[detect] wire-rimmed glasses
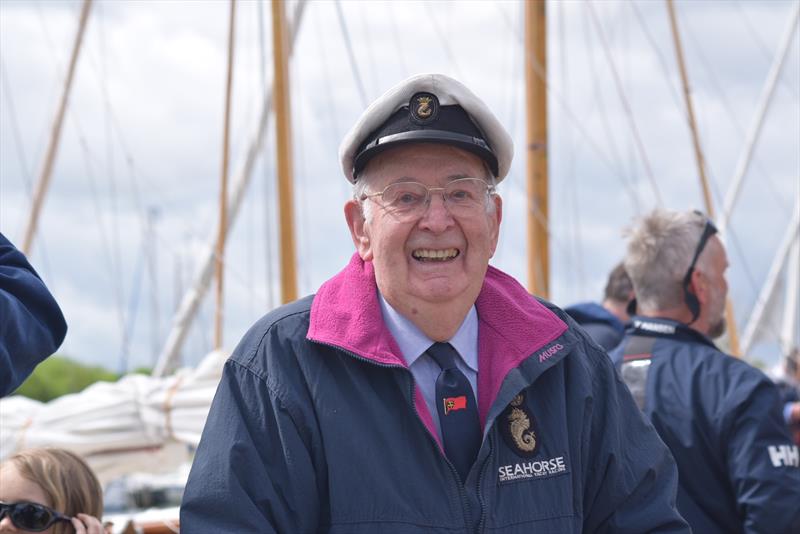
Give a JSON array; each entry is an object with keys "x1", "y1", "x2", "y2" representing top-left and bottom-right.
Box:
[{"x1": 359, "y1": 177, "x2": 495, "y2": 222}]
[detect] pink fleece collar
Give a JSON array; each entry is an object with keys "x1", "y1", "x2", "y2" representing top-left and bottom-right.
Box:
[{"x1": 307, "y1": 254, "x2": 568, "y2": 440}]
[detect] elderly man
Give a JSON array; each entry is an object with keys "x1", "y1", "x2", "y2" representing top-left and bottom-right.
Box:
[
  {"x1": 181, "y1": 74, "x2": 687, "y2": 533},
  {"x1": 611, "y1": 209, "x2": 800, "y2": 534}
]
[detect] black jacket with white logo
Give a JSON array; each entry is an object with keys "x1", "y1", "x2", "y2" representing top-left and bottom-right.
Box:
[
  {"x1": 612, "y1": 316, "x2": 800, "y2": 534},
  {"x1": 181, "y1": 256, "x2": 689, "y2": 533}
]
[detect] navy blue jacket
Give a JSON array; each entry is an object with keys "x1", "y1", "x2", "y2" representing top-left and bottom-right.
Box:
[
  {"x1": 1, "y1": 233, "x2": 67, "y2": 396},
  {"x1": 182, "y1": 257, "x2": 688, "y2": 533},
  {"x1": 564, "y1": 301, "x2": 625, "y2": 351},
  {"x1": 611, "y1": 316, "x2": 800, "y2": 534}
]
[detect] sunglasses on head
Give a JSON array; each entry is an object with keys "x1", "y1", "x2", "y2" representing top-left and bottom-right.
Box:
[{"x1": 0, "y1": 501, "x2": 72, "y2": 532}]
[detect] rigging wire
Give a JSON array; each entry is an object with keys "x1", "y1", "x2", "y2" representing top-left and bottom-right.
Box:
[
  {"x1": 76, "y1": 132, "x2": 129, "y2": 366},
  {"x1": 312, "y1": 5, "x2": 349, "y2": 201},
  {"x1": 0, "y1": 56, "x2": 57, "y2": 287},
  {"x1": 257, "y1": 0, "x2": 276, "y2": 310},
  {"x1": 579, "y1": 3, "x2": 640, "y2": 211},
  {"x1": 678, "y1": 7, "x2": 789, "y2": 213},
  {"x1": 556, "y1": 0, "x2": 586, "y2": 299},
  {"x1": 495, "y1": 2, "x2": 643, "y2": 213},
  {"x1": 386, "y1": 1, "x2": 410, "y2": 75},
  {"x1": 628, "y1": 1, "x2": 684, "y2": 119},
  {"x1": 501, "y1": 1, "x2": 520, "y2": 146},
  {"x1": 31, "y1": 1, "x2": 63, "y2": 170},
  {"x1": 733, "y1": 0, "x2": 799, "y2": 100},
  {"x1": 587, "y1": 0, "x2": 663, "y2": 206},
  {"x1": 293, "y1": 64, "x2": 313, "y2": 296},
  {"x1": 357, "y1": 2, "x2": 379, "y2": 99},
  {"x1": 245, "y1": 5, "x2": 256, "y2": 321},
  {"x1": 334, "y1": 0, "x2": 368, "y2": 108},
  {"x1": 0, "y1": 57, "x2": 34, "y2": 199},
  {"x1": 428, "y1": 3, "x2": 465, "y2": 82}
]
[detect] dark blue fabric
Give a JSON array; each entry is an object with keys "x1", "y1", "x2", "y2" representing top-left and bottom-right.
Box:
[
  {"x1": 181, "y1": 298, "x2": 689, "y2": 533},
  {"x1": 427, "y1": 342, "x2": 480, "y2": 483},
  {"x1": 564, "y1": 301, "x2": 625, "y2": 350},
  {"x1": 0, "y1": 233, "x2": 67, "y2": 397},
  {"x1": 611, "y1": 316, "x2": 800, "y2": 534}
]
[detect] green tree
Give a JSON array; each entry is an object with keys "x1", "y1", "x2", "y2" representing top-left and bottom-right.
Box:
[{"x1": 13, "y1": 356, "x2": 120, "y2": 402}]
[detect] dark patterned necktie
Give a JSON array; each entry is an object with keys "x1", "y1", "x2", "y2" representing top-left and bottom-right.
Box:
[{"x1": 426, "y1": 342, "x2": 481, "y2": 483}]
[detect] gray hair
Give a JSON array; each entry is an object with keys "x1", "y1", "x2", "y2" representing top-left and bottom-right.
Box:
[
  {"x1": 352, "y1": 159, "x2": 498, "y2": 222},
  {"x1": 623, "y1": 209, "x2": 712, "y2": 312}
]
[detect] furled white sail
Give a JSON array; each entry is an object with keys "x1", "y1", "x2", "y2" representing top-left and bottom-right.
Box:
[{"x1": 0, "y1": 350, "x2": 226, "y2": 483}]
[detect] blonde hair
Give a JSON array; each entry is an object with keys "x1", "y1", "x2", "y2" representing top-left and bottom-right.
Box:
[{"x1": 4, "y1": 448, "x2": 103, "y2": 534}]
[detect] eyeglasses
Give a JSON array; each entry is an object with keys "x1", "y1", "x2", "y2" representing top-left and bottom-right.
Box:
[
  {"x1": 0, "y1": 501, "x2": 72, "y2": 532},
  {"x1": 683, "y1": 213, "x2": 718, "y2": 287},
  {"x1": 360, "y1": 177, "x2": 495, "y2": 222}
]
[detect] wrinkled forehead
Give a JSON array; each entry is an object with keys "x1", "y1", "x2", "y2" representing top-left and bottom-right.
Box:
[{"x1": 360, "y1": 143, "x2": 489, "y2": 188}]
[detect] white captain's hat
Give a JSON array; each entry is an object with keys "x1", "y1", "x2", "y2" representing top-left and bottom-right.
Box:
[{"x1": 339, "y1": 73, "x2": 514, "y2": 183}]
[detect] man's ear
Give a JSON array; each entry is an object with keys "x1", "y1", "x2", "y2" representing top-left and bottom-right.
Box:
[
  {"x1": 344, "y1": 199, "x2": 373, "y2": 261},
  {"x1": 691, "y1": 269, "x2": 710, "y2": 306},
  {"x1": 488, "y1": 194, "x2": 503, "y2": 257}
]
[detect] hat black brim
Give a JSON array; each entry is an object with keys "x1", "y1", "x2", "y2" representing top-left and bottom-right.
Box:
[{"x1": 353, "y1": 130, "x2": 499, "y2": 179}]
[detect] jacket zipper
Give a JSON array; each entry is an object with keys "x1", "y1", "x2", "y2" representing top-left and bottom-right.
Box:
[
  {"x1": 405, "y1": 375, "x2": 474, "y2": 530},
  {"x1": 475, "y1": 431, "x2": 494, "y2": 533},
  {"x1": 312, "y1": 340, "x2": 474, "y2": 530}
]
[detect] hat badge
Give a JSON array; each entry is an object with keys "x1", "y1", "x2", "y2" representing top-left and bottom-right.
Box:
[{"x1": 409, "y1": 92, "x2": 439, "y2": 124}]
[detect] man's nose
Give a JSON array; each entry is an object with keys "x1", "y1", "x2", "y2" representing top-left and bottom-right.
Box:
[{"x1": 419, "y1": 193, "x2": 455, "y2": 231}]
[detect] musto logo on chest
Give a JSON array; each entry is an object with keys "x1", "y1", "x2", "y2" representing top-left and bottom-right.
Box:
[{"x1": 498, "y1": 456, "x2": 568, "y2": 483}]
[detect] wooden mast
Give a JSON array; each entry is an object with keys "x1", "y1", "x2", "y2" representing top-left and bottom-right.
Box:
[
  {"x1": 22, "y1": 0, "x2": 92, "y2": 255},
  {"x1": 214, "y1": 0, "x2": 237, "y2": 350},
  {"x1": 666, "y1": 0, "x2": 740, "y2": 355},
  {"x1": 271, "y1": 0, "x2": 297, "y2": 303},
  {"x1": 525, "y1": 0, "x2": 549, "y2": 298}
]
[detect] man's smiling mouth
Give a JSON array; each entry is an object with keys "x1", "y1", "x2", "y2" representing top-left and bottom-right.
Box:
[{"x1": 412, "y1": 248, "x2": 460, "y2": 262}]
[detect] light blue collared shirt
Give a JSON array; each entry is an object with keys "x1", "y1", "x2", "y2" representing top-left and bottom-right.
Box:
[{"x1": 378, "y1": 293, "x2": 478, "y2": 441}]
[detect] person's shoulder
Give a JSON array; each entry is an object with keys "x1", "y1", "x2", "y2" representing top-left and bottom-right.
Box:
[
  {"x1": 537, "y1": 297, "x2": 616, "y2": 372},
  {"x1": 229, "y1": 295, "x2": 315, "y2": 368},
  {"x1": 564, "y1": 301, "x2": 613, "y2": 325}
]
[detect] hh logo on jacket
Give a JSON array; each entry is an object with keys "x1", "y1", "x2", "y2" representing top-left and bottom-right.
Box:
[{"x1": 768, "y1": 445, "x2": 799, "y2": 467}]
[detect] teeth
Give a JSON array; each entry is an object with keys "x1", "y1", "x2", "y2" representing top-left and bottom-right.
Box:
[{"x1": 412, "y1": 248, "x2": 459, "y2": 260}]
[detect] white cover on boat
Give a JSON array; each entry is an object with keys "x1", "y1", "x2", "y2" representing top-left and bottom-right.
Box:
[{"x1": 0, "y1": 350, "x2": 226, "y2": 482}]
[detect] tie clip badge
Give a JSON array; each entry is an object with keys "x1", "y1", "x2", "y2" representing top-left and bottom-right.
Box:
[
  {"x1": 443, "y1": 395, "x2": 467, "y2": 415},
  {"x1": 500, "y1": 393, "x2": 538, "y2": 457}
]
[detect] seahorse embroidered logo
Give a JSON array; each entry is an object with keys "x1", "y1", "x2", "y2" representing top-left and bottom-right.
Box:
[{"x1": 500, "y1": 393, "x2": 538, "y2": 457}]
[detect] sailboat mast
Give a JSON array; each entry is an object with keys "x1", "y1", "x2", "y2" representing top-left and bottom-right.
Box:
[
  {"x1": 271, "y1": 0, "x2": 298, "y2": 304},
  {"x1": 21, "y1": 0, "x2": 92, "y2": 255},
  {"x1": 666, "y1": 0, "x2": 712, "y2": 212},
  {"x1": 525, "y1": 0, "x2": 549, "y2": 299},
  {"x1": 152, "y1": 2, "x2": 307, "y2": 378},
  {"x1": 666, "y1": 0, "x2": 740, "y2": 355},
  {"x1": 214, "y1": 0, "x2": 237, "y2": 350}
]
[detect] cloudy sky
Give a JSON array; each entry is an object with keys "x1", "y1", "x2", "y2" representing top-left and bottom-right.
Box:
[{"x1": 1, "y1": 0, "x2": 798, "y2": 373}]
